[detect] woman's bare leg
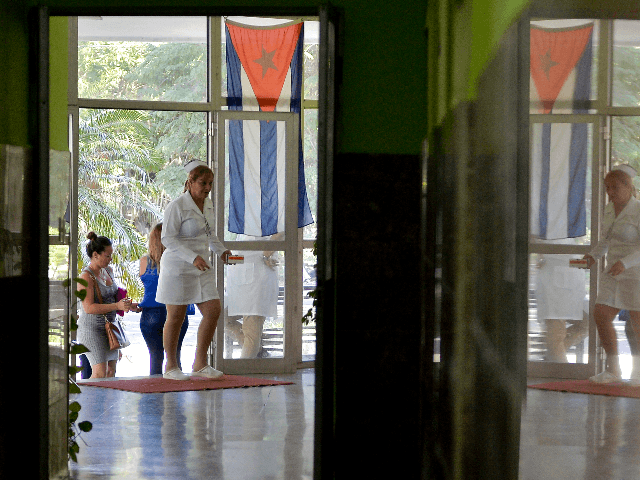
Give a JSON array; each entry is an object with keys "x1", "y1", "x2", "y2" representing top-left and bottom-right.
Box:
[
  {"x1": 192, "y1": 299, "x2": 221, "y2": 372},
  {"x1": 164, "y1": 304, "x2": 188, "y2": 372},
  {"x1": 593, "y1": 303, "x2": 622, "y2": 376},
  {"x1": 106, "y1": 360, "x2": 117, "y2": 377},
  {"x1": 90, "y1": 362, "x2": 107, "y2": 379}
]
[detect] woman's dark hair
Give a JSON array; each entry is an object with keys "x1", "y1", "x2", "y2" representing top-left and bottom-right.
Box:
[{"x1": 86, "y1": 232, "x2": 112, "y2": 258}]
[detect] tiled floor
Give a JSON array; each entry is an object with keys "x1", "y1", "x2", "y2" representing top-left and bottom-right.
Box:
[
  {"x1": 68, "y1": 369, "x2": 315, "y2": 480},
  {"x1": 68, "y1": 370, "x2": 640, "y2": 479}
]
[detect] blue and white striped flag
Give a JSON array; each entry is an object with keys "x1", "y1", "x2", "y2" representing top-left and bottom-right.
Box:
[{"x1": 226, "y1": 20, "x2": 314, "y2": 236}]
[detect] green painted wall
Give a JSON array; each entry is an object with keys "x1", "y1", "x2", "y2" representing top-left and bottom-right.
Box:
[
  {"x1": 50, "y1": 16, "x2": 69, "y2": 152},
  {"x1": 426, "y1": 0, "x2": 528, "y2": 131},
  {"x1": 0, "y1": 0, "x2": 532, "y2": 165},
  {"x1": 2, "y1": 0, "x2": 430, "y2": 156},
  {"x1": 0, "y1": 1, "x2": 30, "y2": 147},
  {"x1": 467, "y1": 0, "x2": 528, "y2": 100}
]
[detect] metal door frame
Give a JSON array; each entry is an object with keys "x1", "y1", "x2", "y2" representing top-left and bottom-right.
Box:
[
  {"x1": 213, "y1": 110, "x2": 301, "y2": 374},
  {"x1": 527, "y1": 115, "x2": 602, "y2": 378}
]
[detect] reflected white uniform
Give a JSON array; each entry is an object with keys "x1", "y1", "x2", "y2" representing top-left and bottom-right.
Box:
[
  {"x1": 227, "y1": 244, "x2": 278, "y2": 318},
  {"x1": 589, "y1": 196, "x2": 640, "y2": 310},
  {"x1": 536, "y1": 254, "x2": 585, "y2": 320},
  {"x1": 156, "y1": 191, "x2": 227, "y2": 305}
]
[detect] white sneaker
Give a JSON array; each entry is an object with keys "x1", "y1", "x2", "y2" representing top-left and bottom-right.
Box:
[
  {"x1": 163, "y1": 368, "x2": 191, "y2": 380},
  {"x1": 589, "y1": 371, "x2": 622, "y2": 384},
  {"x1": 191, "y1": 365, "x2": 224, "y2": 379}
]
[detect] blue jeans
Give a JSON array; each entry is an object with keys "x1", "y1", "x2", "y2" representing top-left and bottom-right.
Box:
[{"x1": 140, "y1": 307, "x2": 189, "y2": 375}]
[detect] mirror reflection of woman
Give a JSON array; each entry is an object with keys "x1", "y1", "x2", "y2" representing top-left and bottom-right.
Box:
[
  {"x1": 584, "y1": 165, "x2": 640, "y2": 384},
  {"x1": 156, "y1": 160, "x2": 232, "y2": 380}
]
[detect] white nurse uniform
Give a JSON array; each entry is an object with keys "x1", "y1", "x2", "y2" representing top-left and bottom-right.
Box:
[
  {"x1": 156, "y1": 191, "x2": 227, "y2": 305},
  {"x1": 589, "y1": 196, "x2": 640, "y2": 310}
]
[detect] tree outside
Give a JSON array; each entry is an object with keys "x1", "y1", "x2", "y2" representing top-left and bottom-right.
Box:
[{"x1": 61, "y1": 35, "x2": 319, "y2": 298}]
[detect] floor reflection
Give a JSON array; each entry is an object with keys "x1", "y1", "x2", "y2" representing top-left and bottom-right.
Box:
[
  {"x1": 69, "y1": 369, "x2": 314, "y2": 480},
  {"x1": 520, "y1": 380, "x2": 640, "y2": 479}
]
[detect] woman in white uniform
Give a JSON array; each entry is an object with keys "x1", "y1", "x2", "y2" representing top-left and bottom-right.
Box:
[
  {"x1": 585, "y1": 165, "x2": 640, "y2": 383},
  {"x1": 157, "y1": 160, "x2": 232, "y2": 380}
]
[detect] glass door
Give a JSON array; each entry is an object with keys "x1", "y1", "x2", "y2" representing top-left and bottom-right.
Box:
[
  {"x1": 528, "y1": 19, "x2": 601, "y2": 378},
  {"x1": 527, "y1": 118, "x2": 600, "y2": 378},
  {"x1": 213, "y1": 110, "x2": 302, "y2": 374},
  {"x1": 49, "y1": 147, "x2": 72, "y2": 473}
]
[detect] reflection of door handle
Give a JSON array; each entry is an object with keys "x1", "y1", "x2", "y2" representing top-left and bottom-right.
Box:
[{"x1": 58, "y1": 217, "x2": 66, "y2": 243}]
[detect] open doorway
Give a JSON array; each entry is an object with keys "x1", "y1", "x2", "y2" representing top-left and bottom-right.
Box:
[
  {"x1": 43, "y1": 7, "x2": 337, "y2": 478},
  {"x1": 527, "y1": 19, "x2": 640, "y2": 380},
  {"x1": 62, "y1": 15, "x2": 320, "y2": 378}
]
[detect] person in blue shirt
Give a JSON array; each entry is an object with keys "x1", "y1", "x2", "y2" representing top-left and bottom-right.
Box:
[{"x1": 138, "y1": 222, "x2": 191, "y2": 375}]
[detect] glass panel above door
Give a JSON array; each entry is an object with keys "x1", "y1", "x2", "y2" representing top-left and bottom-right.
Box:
[
  {"x1": 77, "y1": 16, "x2": 207, "y2": 102},
  {"x1": 612, "y1": 20, "x2": 640, "y2": 107},
  {"x1": 611, "y1": 116, "x2": 640, "y2": 190}
]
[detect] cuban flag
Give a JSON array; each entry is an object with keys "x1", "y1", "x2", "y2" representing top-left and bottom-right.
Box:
[
  {"x1": 530, "y1": 23, "x2": 593, "y2": 239},
  {"x1": 226, "y1": 20, "x2": 314, "y2": 236}
]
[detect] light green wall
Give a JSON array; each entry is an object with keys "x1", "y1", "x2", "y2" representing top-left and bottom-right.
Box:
[
  {"x1": 426, "y1": 0, "x2": 529, "y2": 131},
  {"x1": 2, "y1": 0, "x2": 531, "y2": 156},
  {"x1": 50, "y1": 16, "x2": 69, "y2": 152},
  {"x1": 467, "y1": 0, "x2": 528, "y2": 100},
  {"x1": 2, "y1": 0, "x2": 430, "y2": 156},
  {"x1": 0, "y1": 1, "x2": 30, "y2": 147}
]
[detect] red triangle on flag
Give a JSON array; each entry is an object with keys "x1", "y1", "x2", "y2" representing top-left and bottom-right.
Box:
[
  {"x1": 227, "y1": 22, "x2": 302, "y2": 112},
  {"x1": 530, "y1": 25, "x2": 593, "y2": 113}
]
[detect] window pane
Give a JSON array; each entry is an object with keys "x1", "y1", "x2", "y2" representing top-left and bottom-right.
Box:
[
  {"x1": 223, "y1": 251, "x2": 285, "y2": 359},
  {"x1": 78, "y1": 108, "x2": 206, "y2": 284},
  {"x1": 612, "y1": 20, "x2": 640, "y2": 107},
  {"x1": 302, "y1": 247, "x2": 316, "y2": 360},
  {"x1": 529, "y1": 20, "x2": 598, "y2": 114},
  {"x1": 78, "y1": 16, "x2": 207, "y2": 102},
  {"x1": 303, "y1": 108, "x2": 318, "y2": 240},
  {"x1": 611, "y1": 117, "x2": 640, "y2": 192},
  {"x1": 304, "y1": 22, "x2": 320, "y2": 101},
  {"x1": 528, "y1": 253, "x2": 590, "y2": 364}
]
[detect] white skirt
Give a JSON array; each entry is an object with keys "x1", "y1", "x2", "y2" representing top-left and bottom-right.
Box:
[
  {"x1": 156, "y1": 266, "x2": 220, "y2": 305},
  {"x1": 596, "y1": 265, "x2": 640, "y2": 311}
]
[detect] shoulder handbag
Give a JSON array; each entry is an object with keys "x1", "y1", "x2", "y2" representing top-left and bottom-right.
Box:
[{"x1": 87, "y1": 268, "x2": 131, "y2": 351}]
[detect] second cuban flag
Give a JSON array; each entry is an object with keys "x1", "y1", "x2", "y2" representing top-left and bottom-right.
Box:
[
  {"x1": 226, "y1": 20, "x2": 314, "y2": 236},
  {"x1": 530, "y1": 23, "x2": 593, "y2": 240}
]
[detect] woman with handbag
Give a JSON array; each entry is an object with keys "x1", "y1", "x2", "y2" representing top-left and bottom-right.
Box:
[
  {"x1": 77, "y1": 232, "x2": 132, "y2": 378},
  {"x1": 156, "y1": 160, "x2": 232, "y2": 380},
  {"x1": 138, "y1": 222, "x2": 191, "y2": 375}
]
